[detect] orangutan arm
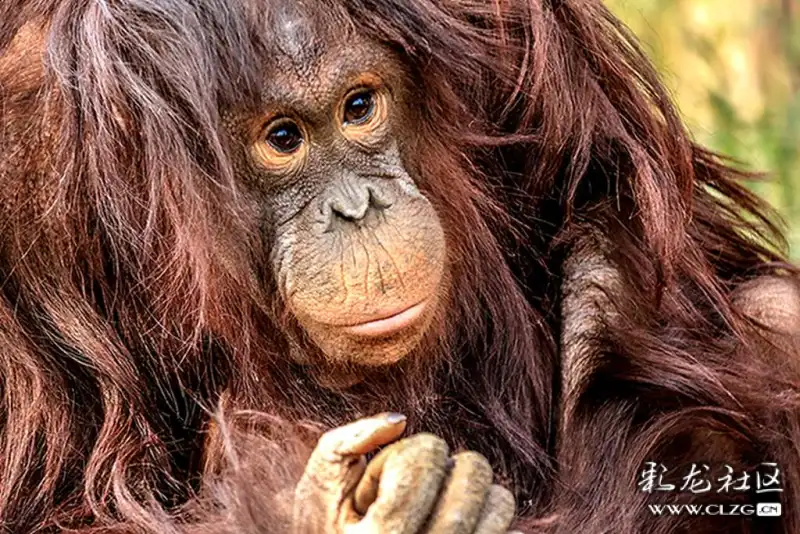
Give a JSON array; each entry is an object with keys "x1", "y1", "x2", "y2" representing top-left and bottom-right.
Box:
[
  {"x1": 528, "y1": 233, "x2": 800, "y2": 534},
  {"x1": 557, "y1": 233, "x2": 800, "y2": 434}
]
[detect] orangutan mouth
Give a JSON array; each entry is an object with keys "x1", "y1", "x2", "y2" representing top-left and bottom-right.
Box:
[{"x1": 342, "y1": 300, "x2": 429, "y2": 337}]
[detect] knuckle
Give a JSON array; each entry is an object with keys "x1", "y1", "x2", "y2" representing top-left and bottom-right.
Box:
[
  {"x1": 488, "y1": 484, "x2": 516, "y2": 510},
  {"x1": 449, "y1": 451, "x2": 493, "y2": 489},
  {"x1": 382, "y1": 433, "x2": 450, "y2": 483},
  {"x1": 404, "y1": 432, "x2": 449, "y2": 455},
  {"x1": 441, "y1": 510, "x2": 471, "y2": 530},
  {"x1": 315, "y1": 429, "x2": 336, "y2": 450},
  {"x1": 314, "y1": 428, "x2": 347, "y2": 457},
  {"x1": 452, "y1": 450, "x2": 492, "y2": 472}
]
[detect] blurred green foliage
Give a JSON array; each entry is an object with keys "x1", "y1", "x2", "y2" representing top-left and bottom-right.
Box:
[{"x1": 608, "y1": 0, "x2": 800, "y2": 259}]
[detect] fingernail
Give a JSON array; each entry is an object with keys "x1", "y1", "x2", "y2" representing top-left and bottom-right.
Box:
[{"x1": 385, "y1": 412, "x2": 406, "y2": 424}]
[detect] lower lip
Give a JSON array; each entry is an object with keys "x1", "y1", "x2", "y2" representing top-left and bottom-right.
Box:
[{"x1": 344, "y1": 301, "x2": 428, "y2": 337}]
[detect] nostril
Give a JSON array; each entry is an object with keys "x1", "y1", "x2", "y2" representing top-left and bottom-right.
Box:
[
  {"x1": 330, "y1": 197, "x2": 369, "y2": 221},
  {"x1": 325, "y1": 184, "x2": 391, "y2": 224},
  {"x1": 318, "y1": 182, "x2": 394, "y2": 233},
  {"x1": 366, "y1": 185, "x2": 393, "y2": 210}
]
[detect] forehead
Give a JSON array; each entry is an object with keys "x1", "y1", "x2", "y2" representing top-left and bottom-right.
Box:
[
  {"x1": 266, "y1": 0, "x2": 328, "y2": 72},
  {"x1": 258, "y1": 1, "x2": 401, "y2": 106}
]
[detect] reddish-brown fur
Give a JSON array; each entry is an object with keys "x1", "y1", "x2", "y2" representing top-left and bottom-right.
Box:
[{"x1": 0, "y1": 0, "x2": 798, "y2": 533}]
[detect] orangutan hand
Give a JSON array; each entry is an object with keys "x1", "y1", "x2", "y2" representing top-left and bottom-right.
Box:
[{"x1": 292, "y1": 413, "x2": 517, "y2": 534}]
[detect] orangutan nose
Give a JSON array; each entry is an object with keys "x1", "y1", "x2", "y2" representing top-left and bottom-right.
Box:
[{"x1": 322, "y1": 181, "x2": 392, "y2": 227}]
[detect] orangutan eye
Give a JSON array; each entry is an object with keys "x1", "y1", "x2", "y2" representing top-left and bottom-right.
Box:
[
  {"x1": 266, "y1": 120, "x2": 304, "y2": 153},
  {"x1": 343, "y1": 90, "x2": 375, "y2": 125},
  {"x1": 339, "y1": 85, "x2": 389, "y2": 145},
  {"x1": 252, "y1": 117, "x2": 308, "y2": 172}
]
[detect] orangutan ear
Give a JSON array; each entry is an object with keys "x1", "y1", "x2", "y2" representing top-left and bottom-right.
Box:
[{"x1": 732, "y1": 275, "x2": 800, "y2": 364}]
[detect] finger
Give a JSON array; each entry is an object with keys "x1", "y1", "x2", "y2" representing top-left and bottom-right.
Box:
[
  {"x1": 422, "y1": 451, "x2": 493, "y2": 533},
  {"x1": 346, "y1": 433, "x2": 450, "y2": 534},
  {"x1": 352, "y1": 439, "x2": 394, "y2": 514},
  {"x1": 303, "y1": 412, "x2": 408, "y2": 484},
  {"x1": 472, "y1": 485, "x2": 516, "y2": 534},
  {"x1": 294, "y1": 413, "x2": 407, "y2": 534},
  {"x1": 315, "y1": 412, "x2": 408, "y2": 459}
]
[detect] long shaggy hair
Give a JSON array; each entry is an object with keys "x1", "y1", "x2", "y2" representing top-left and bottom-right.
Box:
[{"x1": 0, "y1": 0, "x2": 797, "y2": 533}]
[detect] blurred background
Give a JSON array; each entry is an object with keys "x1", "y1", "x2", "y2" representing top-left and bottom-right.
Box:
[{"x1": 608, "y1": 0, "x2": 799, "y2": 259}]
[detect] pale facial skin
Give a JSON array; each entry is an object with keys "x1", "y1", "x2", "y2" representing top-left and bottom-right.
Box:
[{"x1": 225, "y1": 3, "x2": 447, "y2": 368}]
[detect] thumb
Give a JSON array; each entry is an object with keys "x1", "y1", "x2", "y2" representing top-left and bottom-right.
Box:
[{"x1": 293, "y1": 413, "x2": 407, "y2": 534}]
